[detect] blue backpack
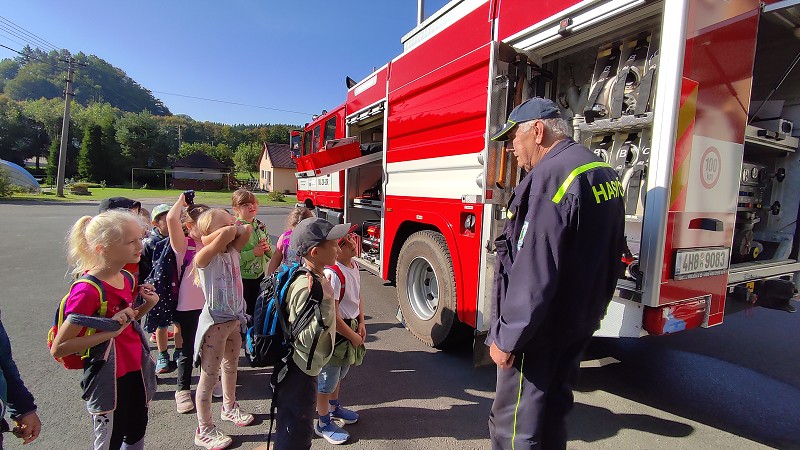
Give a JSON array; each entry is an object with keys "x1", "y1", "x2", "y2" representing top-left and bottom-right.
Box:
[{"x1": 246, "y1": 263, "x2": 326, "y2": 369}]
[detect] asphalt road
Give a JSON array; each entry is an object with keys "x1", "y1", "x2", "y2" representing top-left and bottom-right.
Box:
[{"x1": 1, "y1": 200, "x2": 798, "y2": 449}]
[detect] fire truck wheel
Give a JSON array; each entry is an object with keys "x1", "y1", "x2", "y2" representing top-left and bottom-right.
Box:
[{"x1": 397, "y1": 230, "x2": 467, "y2": 348}]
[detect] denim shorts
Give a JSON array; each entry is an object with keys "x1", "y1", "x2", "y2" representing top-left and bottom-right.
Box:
[{"x1": 317, "y1": 363, "x2": 351, "y2": 394}]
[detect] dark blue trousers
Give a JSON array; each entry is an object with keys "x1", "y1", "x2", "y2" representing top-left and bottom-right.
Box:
[{"x1": 489, "y1": 335, "x2": 592, "y2": 450}]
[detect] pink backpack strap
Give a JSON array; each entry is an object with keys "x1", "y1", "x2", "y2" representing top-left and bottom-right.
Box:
[{"x1": 180, "y1": 237, "x2": 196, "y2": 279}]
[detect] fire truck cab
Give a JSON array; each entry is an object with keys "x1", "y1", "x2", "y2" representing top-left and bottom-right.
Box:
[{"x1": 293, "y1": 0, "x2": 800, "y2": 350}]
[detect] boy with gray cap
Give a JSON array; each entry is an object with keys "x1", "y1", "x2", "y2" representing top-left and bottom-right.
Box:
[{"x1": 267, "y1": 217, "x2": 351, "y2": 450}]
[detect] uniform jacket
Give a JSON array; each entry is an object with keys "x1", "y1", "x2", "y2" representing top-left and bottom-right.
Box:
[{"x1": 488, "y1": 139, "x2": 625, "y2": 353}]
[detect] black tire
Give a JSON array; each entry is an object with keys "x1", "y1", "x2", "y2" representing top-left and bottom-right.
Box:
[{"x1": 396, "y1": 230, "x2": 468, "y2": 348}]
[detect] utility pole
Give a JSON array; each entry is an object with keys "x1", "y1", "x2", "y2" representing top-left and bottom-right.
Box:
[
  {"x1": 56, "y1": 58, "x2": 75, "y2": 197},
  {"x1": 177, "y1": 124, "x2": 183, "y2": 150}
]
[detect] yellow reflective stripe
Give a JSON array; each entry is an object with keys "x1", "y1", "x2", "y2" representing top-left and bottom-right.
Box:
[
  {"x1": 511, "y1": 354, "x2": 525, "y2": 450},
  {"x1": 551, "y1": 162, "x2": 613, "y2": 204}
]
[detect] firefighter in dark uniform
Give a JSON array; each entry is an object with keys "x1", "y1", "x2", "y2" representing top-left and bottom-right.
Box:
[{"x1": 487, "y1": 98, "x2": 625, "y2": 450}]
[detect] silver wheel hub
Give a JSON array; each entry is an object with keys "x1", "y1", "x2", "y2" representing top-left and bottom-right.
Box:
[{"x1": 406, "y1": 256, "x2": 439, "y2": 321}]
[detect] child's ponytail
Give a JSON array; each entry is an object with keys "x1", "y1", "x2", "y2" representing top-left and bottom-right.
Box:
[
  {"x1": 66, "y1": 216, "x2": 95, "y2": 276},
  {"x1": 66, "y1": 210, "x2": 146, "y2": 276}
]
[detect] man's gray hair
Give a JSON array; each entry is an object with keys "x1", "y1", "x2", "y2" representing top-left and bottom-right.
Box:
[{"x1": 518, "y1": 118, "x2": 572, "y2": 140}]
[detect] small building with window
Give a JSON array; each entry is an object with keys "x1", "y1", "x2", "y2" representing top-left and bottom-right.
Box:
[
  {"x1": 172, "y1": 151, "x2": 228, "y2": 190},
  {"x1": 259, "y1": 142, "x2": 297, "y2": 193}
]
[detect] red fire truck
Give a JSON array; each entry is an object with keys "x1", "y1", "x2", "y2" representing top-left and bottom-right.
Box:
[{"x1": 293, "y1": 0, "x2": 800, "y2": 350}]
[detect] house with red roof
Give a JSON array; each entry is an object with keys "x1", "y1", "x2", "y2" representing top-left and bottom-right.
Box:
[{"x1": 258, "y1": 142, "x2": 296, "y2": 193}]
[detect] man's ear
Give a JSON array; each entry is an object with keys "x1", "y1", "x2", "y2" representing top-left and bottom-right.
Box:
[{"x1": 533, "y1": 120, "x2": 545, "y2": 145}]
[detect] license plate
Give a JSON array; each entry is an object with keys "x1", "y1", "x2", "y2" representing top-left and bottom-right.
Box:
[{"x1": 673, "y1": 247, "x2": 730, "y2": 280}]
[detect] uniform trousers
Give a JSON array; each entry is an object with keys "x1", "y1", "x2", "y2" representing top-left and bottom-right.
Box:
[{"x1": 489, "y1": 334, "x2": 592, "y2": 450}]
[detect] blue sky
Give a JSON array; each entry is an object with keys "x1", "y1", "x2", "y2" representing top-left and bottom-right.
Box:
[{"x1": 1, "y1": 1, "x2": 450, "y2": 126}]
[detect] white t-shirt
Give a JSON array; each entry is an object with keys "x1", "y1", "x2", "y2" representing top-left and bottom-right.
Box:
[
  {"x1": 175, "y1": 239, "x2": 205, "y2": 311},
  {"x1": 197, "y1": 249, "x2": 246, "y2": 317},
  {"x1": 324, "y1": 261, "x2": 361, "y2": 320}
]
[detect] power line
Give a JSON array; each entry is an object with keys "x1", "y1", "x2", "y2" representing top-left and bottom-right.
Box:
[
  {"x1": 150, "y1": 90, "x2": 314, "y2": 116},
  {"x1": 0, "y1": 16, "x2": 60, "y2": 52},
  {"x1": 0, "y1": 33, "x2": 26, "y2": 50},
  {"x1": 0, "y1": 24, "x2": 58, "y2": 53},
  {"x1": 0, "y1": 43, "x2": 54, "y2": 66}
]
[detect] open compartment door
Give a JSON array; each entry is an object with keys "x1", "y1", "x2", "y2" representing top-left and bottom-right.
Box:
[{"x1": 295, "y1": 138, "x2": 383, "y2": 179}]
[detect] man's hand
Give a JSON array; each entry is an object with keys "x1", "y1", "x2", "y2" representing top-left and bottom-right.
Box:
[
  {"x1": 490, "y1": 342, "x2": 515, "y2": 369},
  {"x1": 13, "y1": 412, "x2": 41, "y2": 444}
]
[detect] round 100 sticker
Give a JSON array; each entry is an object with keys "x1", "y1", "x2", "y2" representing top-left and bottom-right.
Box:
[{"x1": 700, "y1": 146, "x2": 721, "y2": 189}]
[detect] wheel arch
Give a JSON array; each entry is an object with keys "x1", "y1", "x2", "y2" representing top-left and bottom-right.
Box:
[{"x1": 387, "y1": 216, "x2": 466, "y2": 321}]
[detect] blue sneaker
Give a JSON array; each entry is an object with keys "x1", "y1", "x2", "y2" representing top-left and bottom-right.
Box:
[
  {"x1": 172, "y1": 349, "x2": 182, "y2": 364},
  {"x1": 315, "y1": 418, "x2": 349, "y2": 445},
  {"x1": 330, "y1": 405, "x2": 359, "y2": 425},
  {"x1": 156, "y1": 352, "x2": 175, "y2": 374}
]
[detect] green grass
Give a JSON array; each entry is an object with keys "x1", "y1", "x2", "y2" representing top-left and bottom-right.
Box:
[
  {"x1": 7, "y1": 187, "x2": 296, "y2": 207},
  {"x1": 235, "y1": 171, "x2": 257, "y2": 180}
]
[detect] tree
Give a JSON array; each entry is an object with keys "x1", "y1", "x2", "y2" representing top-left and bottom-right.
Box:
[
  {"x1": 115, "y1": 111, "x2": 171, "y2": 169},
  {"x1": 78, "y1": 125, "x2": 103, "y2": 181},
  {"x1": 178, "y1": 142, "x2": 234, "y2": 167},
  {"x1": 3, "y1": 62, "x2": 61, "y2": 101},
  {"x1": 46, "y1": 139, "x2": 58, "y2": 184},
  {"x1": 234, "y1": 143, "x2": 261, "y2": 178}
]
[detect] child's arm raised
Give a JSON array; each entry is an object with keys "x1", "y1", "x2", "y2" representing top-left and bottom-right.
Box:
[
  {"x1": 167, "y1": 194, "x2": 190, "y2": 254},
  {"x1": 50, "y1": 308, "x2": 135, "y2": 358},
  {"x1": 194, "y1": 226, "x2": 237, "y2": 269},
  {"x1": 231, "y1": 224, "x2": 252, "y2": 252}
]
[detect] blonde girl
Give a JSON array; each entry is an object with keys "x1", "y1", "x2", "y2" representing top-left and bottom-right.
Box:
[
  {"x1": 50, "y1": 210, "x2": 159, "y2": 450},
  {"x1": 192, "y1": 209, "x2": 254, "y2": 449},
  {"x1": 166, "y1": 194, "x2": 211, "y2": 414},
  {"x1": 273, "y1": 206, "x2": 315, "y2": 268},
  {"x1": 231, "y1": 189, "x2": 273, "y2": 317}
]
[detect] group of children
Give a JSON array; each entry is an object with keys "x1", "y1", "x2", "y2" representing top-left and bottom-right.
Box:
[{"x1": 44, "y1": 190, "x2": 367, "y2": 450}]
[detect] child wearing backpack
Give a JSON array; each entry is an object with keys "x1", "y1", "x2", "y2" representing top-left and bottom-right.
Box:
[
  {"x1": 192, "y1": 208, "x2": 255, "y2": 449},
  {"x1": 232, "y1": 189, "x2": 274, "y2": 317},
  {"x1": 49, "y1": 209, "x2": 159, "y2": 450},
  {"x1": 166, "y1": 194, "x2": 211, "y2": 414},
  {"x1": 142, "y1": 203, "x2": 181, "y2": 374},
  {"x1": 272, "y1": 205, "x2": 315, "y2": 268},
  {"x1": 316, "y1": 228, "x2": 366, "y2": 444},
  {"x1": 263, "y1": 217, "x2": 351, "y2": 450}
]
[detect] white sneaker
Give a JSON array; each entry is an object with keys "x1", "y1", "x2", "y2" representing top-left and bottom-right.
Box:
[
  {"x1": 194, "y1": 426, "x2": 232, "y2": 450},
  {"x1": 220, "y1": 403, "x2": 254, "y2": 427},
  {"x1": 175, "y1": 390, "x2": 194, "y2": 414},
  {"x1": 212, "y1": 380, "x2": 223, "y2": 399}
]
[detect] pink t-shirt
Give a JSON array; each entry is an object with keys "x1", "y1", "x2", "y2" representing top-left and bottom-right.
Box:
[
  {"x1": 64, "y1": 276, "x2": 142, "y2": 378},
  {"x1": 175, "y1": 239, "x2": 205, "y2": 311}
]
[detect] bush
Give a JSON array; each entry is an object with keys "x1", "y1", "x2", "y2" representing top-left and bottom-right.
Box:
[
  {"x1": 0, "y1": 169, "x2": 12, "y2": 198},
  {"x1": 69, "y1": 182, "x2": 92, "y2": 195},
  {"x1": 267, "y1": 191, "x2": 285, "y2": 202}
]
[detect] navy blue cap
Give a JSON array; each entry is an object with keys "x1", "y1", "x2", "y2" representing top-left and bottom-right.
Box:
[{"x1": 491, "y1": 97, "x2": 562, "y2": 141}]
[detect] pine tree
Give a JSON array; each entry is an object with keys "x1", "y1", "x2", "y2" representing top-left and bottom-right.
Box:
[
  {"x1": 78, "y1": 125, "x2": 102, "y2": 181},
  {"x1": 46, "y1": 139, "x2": 58, "y2": 184}
]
